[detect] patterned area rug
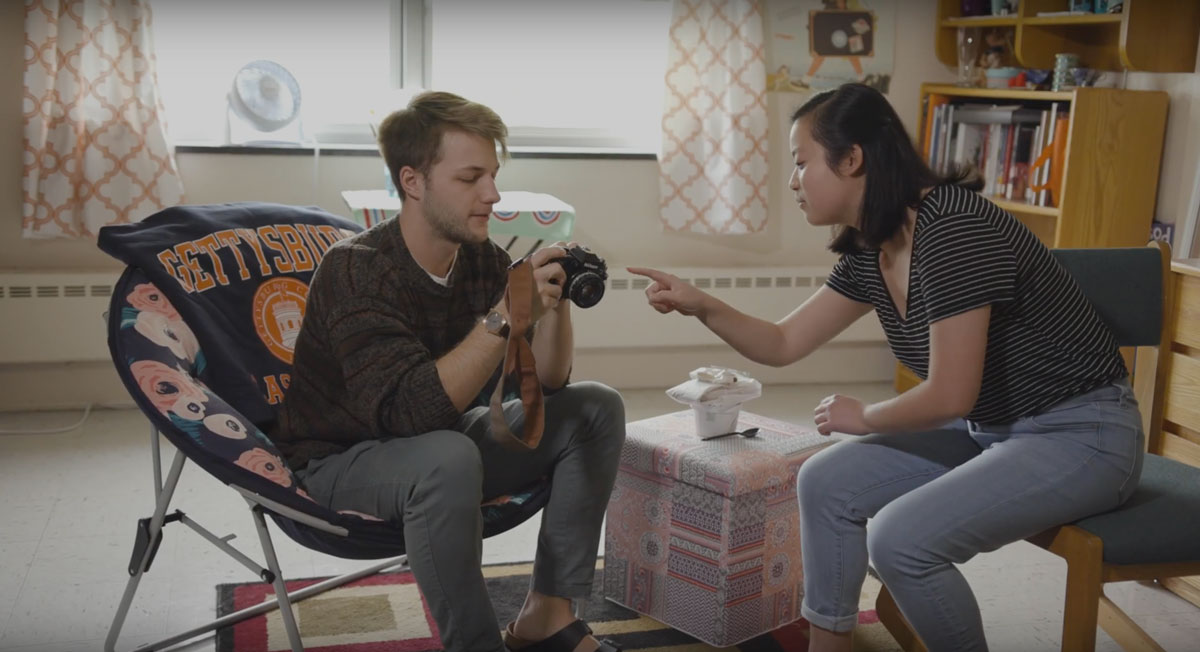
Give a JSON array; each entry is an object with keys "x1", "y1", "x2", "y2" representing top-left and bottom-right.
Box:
[{"x1": 216, "y1": 560, "x2": 898, "y2": 651}]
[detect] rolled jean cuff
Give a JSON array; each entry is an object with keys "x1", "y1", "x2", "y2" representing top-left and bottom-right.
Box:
[
  {"x1": 532, "y1": 576, "x2": 593, "y2": 601},
  {"x1": 801, "y1": 602, "x2": 859, "y2": 633}
]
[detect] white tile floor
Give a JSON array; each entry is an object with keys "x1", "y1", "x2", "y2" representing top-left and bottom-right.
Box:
[{"x1": 1, "y1": 382, "x2": 1198, "y2": 652}]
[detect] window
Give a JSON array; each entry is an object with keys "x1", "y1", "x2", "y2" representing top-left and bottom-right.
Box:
[
  {"x1": 151, "y1": 0, "x2": 671, "y2": 152},
  {"x1": 151, "y1": 0, "x2": 394, "y2": 146},
  {"x1": 427, "y1": 1, "x2": 671, "y2": 151}
]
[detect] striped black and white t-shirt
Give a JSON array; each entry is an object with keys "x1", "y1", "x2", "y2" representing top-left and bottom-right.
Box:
[{"x1": 826, "y1": 183, "x2": 1126, "y2": 425}]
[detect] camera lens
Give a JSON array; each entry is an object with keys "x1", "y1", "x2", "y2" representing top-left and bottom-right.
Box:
[{"x1": 569, "y1": 273, "x2": 605, "y2": 308}]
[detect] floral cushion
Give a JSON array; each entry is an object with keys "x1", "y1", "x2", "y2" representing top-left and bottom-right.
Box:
[
  {"x1": 109, "y1": 265, "x2": 549, "y2": 551},
  {"x1": 97, "y1": 202, "x2": 365, "y2": 428},
  {"x1": 110, "y1": 267, "x2": 392, "y2": 531}
]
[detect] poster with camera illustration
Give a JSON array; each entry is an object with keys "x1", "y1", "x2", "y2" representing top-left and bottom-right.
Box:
[{"x1": 766, "y1": 0, "x2": 894, "y2": 94}]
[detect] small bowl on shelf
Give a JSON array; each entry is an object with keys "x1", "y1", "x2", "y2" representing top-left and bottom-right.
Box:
[{"x1": 984, "y1": 66, "x2": 1022, "y2": 88}]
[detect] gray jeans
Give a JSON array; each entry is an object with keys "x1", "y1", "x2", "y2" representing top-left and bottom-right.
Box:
[
  {"x1": 796, "y1": 379, "x2": 1143, "y2": 651},
  {"x1": 296, "y1": 381, "x2": 626, "y2": 652}
]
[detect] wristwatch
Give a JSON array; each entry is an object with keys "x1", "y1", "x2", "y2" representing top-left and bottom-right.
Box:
[{"x1": 482, "y1": 309, "x2": 510, "y2": 338}]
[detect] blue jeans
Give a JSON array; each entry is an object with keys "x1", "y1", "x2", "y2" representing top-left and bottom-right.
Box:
[
  {"x1": 796, "y1": 379, "x2": 1144, "y2": 652},
  {"x1": 296, "y1": 381, "x2": 626, "y2": 652}
]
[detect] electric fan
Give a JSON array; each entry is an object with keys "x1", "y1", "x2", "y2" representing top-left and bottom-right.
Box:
[{"x1": 225, "y1": 59, "x2": 303, "y2": 145}]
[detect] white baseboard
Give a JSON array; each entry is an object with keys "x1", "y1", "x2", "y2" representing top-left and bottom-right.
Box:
[{"x1": 0, "y1": 362, "x2": 134, "y2": 412}]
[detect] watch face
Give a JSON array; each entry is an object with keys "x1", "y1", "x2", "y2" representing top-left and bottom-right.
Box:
[{"x1": 485, "y1": 310, "x2": 507, "y2": 334}]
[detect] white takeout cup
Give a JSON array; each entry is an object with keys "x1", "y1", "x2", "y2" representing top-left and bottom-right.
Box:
[{"x1": 693, "y1": 404, "x2": 740, "y2": 438}]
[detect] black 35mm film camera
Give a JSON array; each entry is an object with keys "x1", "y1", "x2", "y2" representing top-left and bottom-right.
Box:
[{"x1": 554, "y1": 246, "x2": 608, "y2": 308}]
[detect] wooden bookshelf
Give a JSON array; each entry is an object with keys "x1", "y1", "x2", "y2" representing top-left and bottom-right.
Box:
[
  {"x1": 992, "y1": 198, "x2": 1058, "y2": 217},
  {"x1": 943, "y1": 15, "x2": 1019, "y2": 28},
  {"x1": 1021, "y1": 14, "x2": 1122, "y2": 26},
  {"x1": 896, "y1": 82, "x2": 1169, "y2": 392},
  {"x1": 935, "y1": 0, "x2": 1200, "y2": 73},
  {"x1": 919, "y1": 83, "x2": 1167, "y2": 249},
  {"x1": 919, "y1": 86, "x2": 1073, "y2": 102}
]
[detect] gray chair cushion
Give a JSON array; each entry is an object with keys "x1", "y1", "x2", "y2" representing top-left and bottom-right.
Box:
[{"x1": 1073, "y1": 454, "x2": 1200, "y2": 564}]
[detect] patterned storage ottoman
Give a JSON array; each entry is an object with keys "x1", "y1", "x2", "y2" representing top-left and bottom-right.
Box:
[{"x1": 603, "y1": 410, "x2": 832, "y2": 646}]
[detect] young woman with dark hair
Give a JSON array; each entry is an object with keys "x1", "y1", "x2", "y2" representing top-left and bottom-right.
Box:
[{"x1": 630, "y1": 83, "x2": 1141, "y2": 652}]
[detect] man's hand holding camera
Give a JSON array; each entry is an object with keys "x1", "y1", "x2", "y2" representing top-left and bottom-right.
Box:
[
  {"x1": 486, "y1": 243, "x2": 608, "y2": 339},
  {"x1": 527, "y1": 243, "x2": 573, "y2": 322},
  {"x1": 520, "y1": 242, "x2": 609, "y2": 322},
  {"x1": 528, "y1": 242, "x2": 606, "y2": 391}
]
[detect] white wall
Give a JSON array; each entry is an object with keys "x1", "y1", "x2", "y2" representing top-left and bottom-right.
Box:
[
  {"x1": 1126, "y1": 51, "x2": 1200, "y2": 257},
  {"x1": 10, "y1": 2, "x2": 1198, "y2": 408},
  {"x1": 5, "y1": 1, "x2": 1197, "y2": 270},
  {"x1": 0, "y1": 1, "x2": 948, "y2": 273}
]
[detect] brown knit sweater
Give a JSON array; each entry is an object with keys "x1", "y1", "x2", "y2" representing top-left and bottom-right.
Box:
[{"x1": 271, "y1": 218, "x2": 510, "y2": 470}]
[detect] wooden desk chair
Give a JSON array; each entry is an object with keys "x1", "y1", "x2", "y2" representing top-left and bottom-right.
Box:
[{"x1": 876, "y1": 242, "x2": 1200, "y2": 652}]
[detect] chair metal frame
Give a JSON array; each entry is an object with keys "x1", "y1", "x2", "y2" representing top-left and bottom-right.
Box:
[
  {"x1": 875, "y1": 242, "x2": 1200, "y2": 652},
  {"x1": 105, "y1": 424, "x2": 407, "y2": 652}
]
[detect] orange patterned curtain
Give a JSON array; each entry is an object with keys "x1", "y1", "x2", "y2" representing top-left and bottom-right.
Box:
[
  {"x1": 22, "y1": 0, "x2": 183, "y2": 239},
  {"x1": 659, "y1": 0, "x2": 767, "y2": 234}
]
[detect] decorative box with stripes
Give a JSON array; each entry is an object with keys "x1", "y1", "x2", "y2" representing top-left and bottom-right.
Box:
[{"x1": 603, "y1": 410, "x2": 832, "y2": 646}]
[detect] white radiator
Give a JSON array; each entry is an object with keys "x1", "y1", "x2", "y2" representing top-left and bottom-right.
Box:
[
  {"x1": 0, "y1": 271, "x2": 121, "y2": 364},
  {"x1": 0, "y1": 267, "x2": 885, "y2": 365},
  {"x1": 574, "y1": 266, "x2": 884, "y2": 349}
]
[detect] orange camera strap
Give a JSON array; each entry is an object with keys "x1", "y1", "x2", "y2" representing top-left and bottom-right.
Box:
[{"x1": 488, "y1": 258, "x2": 545, "y2": 450}]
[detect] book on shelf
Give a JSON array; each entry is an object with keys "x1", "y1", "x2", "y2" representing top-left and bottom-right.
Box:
[
  {"x1": 1030, "y1": 109, "x2": 1069, "y2": 207},
  {"x1": 928, "y1": 104, "x2": 947, "y2": 174},
  {"x1": 921, "y1": 93, "x2": 951, "y2": 165},
  {"x1": 940, "y1": 104, "x2": 956, "y2": 175},
  {"x1": 952, "y1": 104, "x2": 1042, "y2": 125},
  {"x1": 954, "y1": 122, "x2": 985, "y2": 174},
  {"x1": 993, "y1": 125, "x2": 1012, "y2": 195},
  {"x1": 1031, "y1": 103, "x2": 1060, "y2": 206},
  {"x1": 922, "y1": 96, "x2": 1069, "y2": 209},
  {"x1": 1027, "y1": 121, "x2": 1044, "y2": 204},
  {"x1": 1007, "y1": 125, "x2": 1035, "y2": 201}
]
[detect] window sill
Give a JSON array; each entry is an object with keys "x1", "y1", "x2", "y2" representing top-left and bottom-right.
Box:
[{"x1": 173, "y1": 143, "x2": 657, "y2": 160}]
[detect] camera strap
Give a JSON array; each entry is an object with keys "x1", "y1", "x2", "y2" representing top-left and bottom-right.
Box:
[{"x1": 488, "y1": 258, "x2": 545, "y2": 450}]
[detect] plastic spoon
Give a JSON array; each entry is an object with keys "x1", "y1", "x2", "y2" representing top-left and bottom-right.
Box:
[{"x1": 701, "y1": 427, "x2": 760, "y2": 441}]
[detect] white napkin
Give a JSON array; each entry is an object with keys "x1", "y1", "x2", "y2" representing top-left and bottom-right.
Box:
[{"x1": 666, "y1": 366, "x2": 762, "y2": 410}]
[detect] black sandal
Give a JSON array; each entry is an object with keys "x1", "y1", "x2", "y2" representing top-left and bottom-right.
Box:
[{"x1": 503, "y1": 619, "x2": 621, "y2": 652}]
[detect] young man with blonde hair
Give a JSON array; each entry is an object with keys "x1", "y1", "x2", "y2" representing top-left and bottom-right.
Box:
[{"x1": 273, "y1": 91, "x2": 625, "y2": 652}]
